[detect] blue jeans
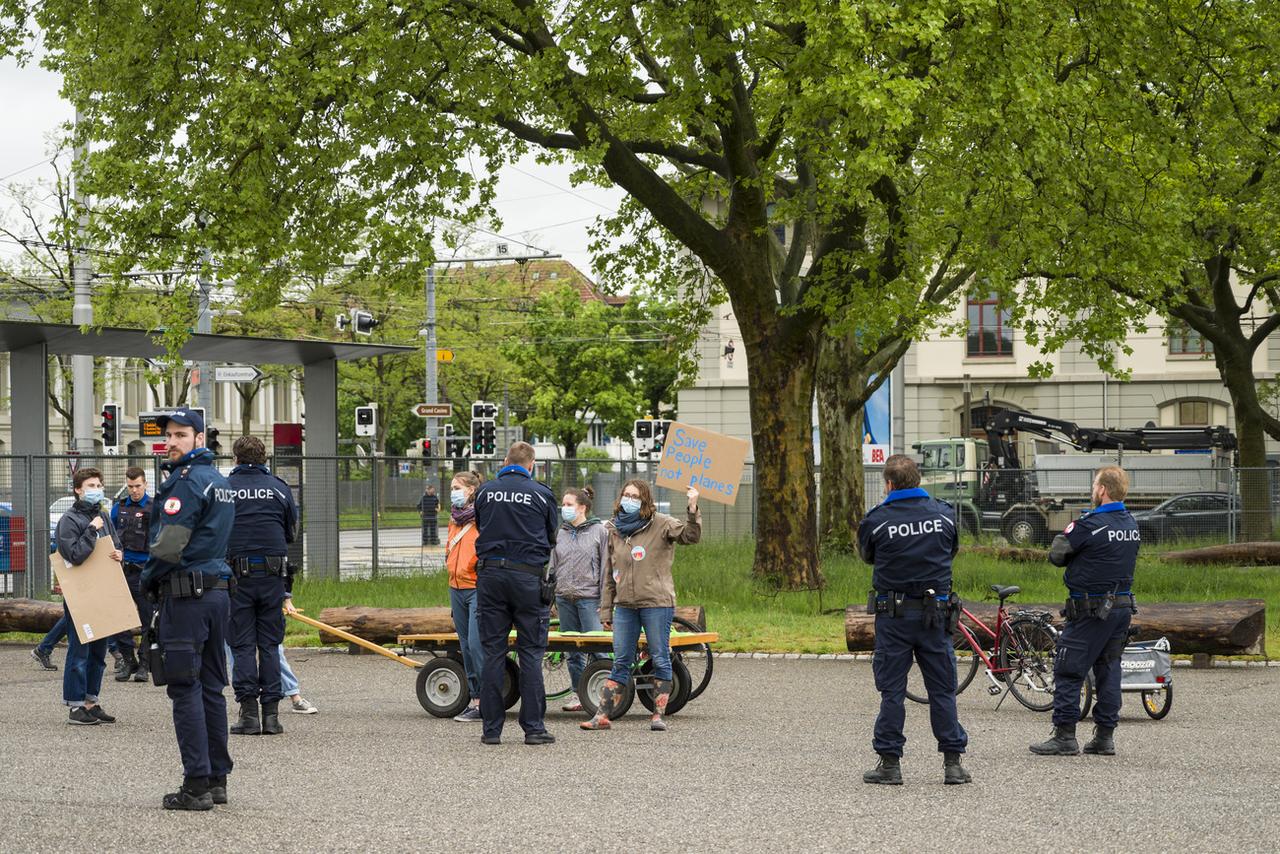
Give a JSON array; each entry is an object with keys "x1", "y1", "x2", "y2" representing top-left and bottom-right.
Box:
[
  {"x1": 608, "y1": 606, "x2": 674, "y2": 684},
  {"x1": 450, "y1": 587, "x2": 483, "y2": 701},
  {"x1": 38, "y1": 612, "x2": 68, "y2": 656},
  {"x1": 279, "y1": 645, "x2": 299, "y2": 696},
  {"x1": 556, "y1": 595, "x2": 604, "y2": 691},
  {"x1": 61, "y1": 603, "x2": 107, "y2": 706}
]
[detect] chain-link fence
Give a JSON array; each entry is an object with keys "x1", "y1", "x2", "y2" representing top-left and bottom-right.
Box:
[{"x1": 3, "y1": 454, "x2": 1275, "y2": 595}]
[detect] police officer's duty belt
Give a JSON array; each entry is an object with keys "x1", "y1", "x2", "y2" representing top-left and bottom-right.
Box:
[
  {"x1": 1063, "y1": 593, "x2": 1136, "y2": 621},
  {"x1": 159, "y1": 571, "x2": 230, "y2": 599},
  {"x1": 478, "y1": 558, "x2": 545, "y2": 575},
  {"x1": 228, "y1": 555, "x2": 287, "y2": 577}
]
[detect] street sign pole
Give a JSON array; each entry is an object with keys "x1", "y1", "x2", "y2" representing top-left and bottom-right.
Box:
[{"x1": 424, "y1": 264, "x2": 439, "y2": 481}]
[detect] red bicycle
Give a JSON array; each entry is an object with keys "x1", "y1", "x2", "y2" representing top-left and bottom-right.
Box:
[{"x1": 903, "y1": 584, "x2": 1060, "y2": 712}]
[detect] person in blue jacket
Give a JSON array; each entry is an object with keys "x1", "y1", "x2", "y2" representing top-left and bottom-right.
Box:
[
  {"x1": 857, "y1": 454, "x2": 970, "y2": 786},
  {"x1": 108, "y1": 466, "x2": 154, "y2": 682},
  {"x1": 1031, "y1": 465, "x2": 1139, "y2": 758},
  {"x1": 140, "y1": 408, "x2": 236, "y2": 811}
]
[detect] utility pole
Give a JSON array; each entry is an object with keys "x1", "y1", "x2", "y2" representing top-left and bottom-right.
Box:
[
  {"x1": 196, "y1": 244, "x2": 214, "y2": 417},
  {"x1": 424, "y1": 264, "x2": 438, "y2": 480},
  {"x1": 71, "y1": 109, "x2": 95, "y2": 452}
]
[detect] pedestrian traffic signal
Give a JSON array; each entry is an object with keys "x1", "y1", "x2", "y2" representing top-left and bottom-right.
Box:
[
  {"x1": 206, "y1": 426, "x2": 222, "y2": 455},
  {"x1": 100, "y1": 403, "x2": 120, "y2": 448},
  {"x1": 446, "y1": 437, "x2": 467, "y2": 459}
]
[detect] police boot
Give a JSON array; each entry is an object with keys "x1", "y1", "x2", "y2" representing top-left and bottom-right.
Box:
[
  {"x1": 580, "y1": 680, "x2": 622, "y2": 730},
  {"x1": 133, "y1": 658, "x2": 150, "y2": 683},
  {"x1": 114, "y1": 648, "x2": 139, "y2": 682},
  {"x1": 943, "y1": 752, "x2": 972, "y2": 784},
  {"x1": 229, "y1": 699, "x2": 261, "y2": 735},
  {"x1": 260, "y1": 700, "x2": 284, "y2": 735},
  {"x1": 862, "y1": 754, "x2": 903, "y2": 785},
  {"x1": 650, "y1": 678, "x2": 672, "y2": 732},
  {"x1": 208, "y1": 775, "x2": 228, "y2": 805},
  {"x1": 1029, "y1": 724, "x2": 1080, "y2": 755},
  {"x1": 1082, "y1": 726, "x2": 1116, "y2": 756},
  {"x1": 162, "y1": 776, "x2": 214, "y2": 811}
]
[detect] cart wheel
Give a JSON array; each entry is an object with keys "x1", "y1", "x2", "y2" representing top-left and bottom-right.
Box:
[
  {"x1": 671, "y1": 616, "x2": 713, "y2": 700},
  {"x1": 637, "y1": 656, "x2": 692, "y2": 716},
  {"x1": 577, "y1": 659, "x2": 635, "y2": 719},
  {"x1": 541, "y1": 650, "x2": 575, "y2": 701},
  {"x1": 415, "y1": 658, "x2": 470, "y2": 719},
  {"x1": 1141, "y1": 684, "x2": 1172, "y2": 719},
  {"x1": 502, "y1": 656, "x2": 521, "y2": 710}
]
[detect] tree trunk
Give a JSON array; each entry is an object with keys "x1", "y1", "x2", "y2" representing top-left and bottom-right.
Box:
[
  {"x1": 844, "y1": 599, "x2": 1266, "y2": 655},
  {"x1": 1161, "y1": 541, "x2": 1280, "y2": 565},
  {"x1": 817, "y1": 335, "x2": 862, "y2": 553},
  {"x1": 738, "y1": 306, "x2": 824, "y2": 590},
  {"x1": 314, "y1": 604, "x2": 708, "y2": 645},
  {"x1": 0, "y1": 598, "x2": 63, "y2": 633},
  {"x1": 1225, "y1": 380, "x2": 1275, "y2": 542},
  {"x1": 561, "y1": 435, "x2": 579, "y2": 461}
]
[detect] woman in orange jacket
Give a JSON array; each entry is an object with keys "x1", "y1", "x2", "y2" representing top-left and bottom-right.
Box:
[{"x1": 446, "y1": 470, "x2": 483, "y2": 722}]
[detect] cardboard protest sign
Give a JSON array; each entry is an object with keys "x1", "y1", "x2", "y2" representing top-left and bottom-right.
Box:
[
  {"x1": 51, "y1": 536, "x2": 140, "y2": 644},
  {"x1": 654, "y1": 422, "x2": 750, "y2": 506}
]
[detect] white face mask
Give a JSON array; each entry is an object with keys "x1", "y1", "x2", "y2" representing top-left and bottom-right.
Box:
[
  {"x1": 619, "y1": 497, "x2": 641, "y2": 515},
  {"x1": 450, "y1": 489, "x2": 467, "y2": 508},
  {"x1": 561, "y1": 505, "x2": 578, "y2": 523}
]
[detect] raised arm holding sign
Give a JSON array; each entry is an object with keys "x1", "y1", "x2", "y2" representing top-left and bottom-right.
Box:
[{"x1": 654, "y1": 422, "x2": 750, "y2": 505}]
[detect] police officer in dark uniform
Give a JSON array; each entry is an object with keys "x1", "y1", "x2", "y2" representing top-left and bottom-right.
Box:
[
  {"x1": 857, "y1": 454, "x2": 971, "y2": 785},
  {"x1": 110, "y1": 466, "x2": 153, "y2": 683},
  {"x1": 473, "y1": 441, "x2": 559, "y2": 745},
  {"x1": 1032, "y1": 465, "x2": 1139, "y2": 757},
  {"x1": 226, "y1": 435, "x2": 298, "y2": 737},
  {"x1": 140, "y1": 408, "x2": 236, "y2": 811}
]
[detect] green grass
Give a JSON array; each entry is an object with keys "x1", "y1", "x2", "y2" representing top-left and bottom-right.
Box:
[
  {"x1": 338, "y1": 510, "x2": 434, "y2": 530},
  {"x1": 279, "y1": 539, "x2": 1280, "y2": 655}
]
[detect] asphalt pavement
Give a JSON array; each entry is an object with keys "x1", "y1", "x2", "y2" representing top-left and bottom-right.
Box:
[{"x1": 2, "y1": 645, "x2": 1276, "y2": 853}]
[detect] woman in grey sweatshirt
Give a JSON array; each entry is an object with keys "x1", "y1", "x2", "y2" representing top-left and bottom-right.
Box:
[{"x1": 548, "y1": 486, "x2": 609, "y2": 711}]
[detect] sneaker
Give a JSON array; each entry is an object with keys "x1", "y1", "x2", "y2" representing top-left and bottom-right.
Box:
[
  {"x1": 454, "y1": 705, "x2": 483, "y2": 722},
  {"x1": 88, "y1": 706, "x2": 117, "y2": 724},
  {"x1": 290, "y1": 696, "x2": 319, "y2": 714},
  {"x1": 561, "y1": 694, "x2": 583, "y2": 712},
  {"x1": 31, "y1": 648, "x2": 57, "y2": 671},
  {"x1": 68, "y1": 707, "x2": 99, "y2": 726}
]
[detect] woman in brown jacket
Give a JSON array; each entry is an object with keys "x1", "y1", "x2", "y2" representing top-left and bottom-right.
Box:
[{"x1": 581, "y1": 480, "x2": 700, "y2": 732}]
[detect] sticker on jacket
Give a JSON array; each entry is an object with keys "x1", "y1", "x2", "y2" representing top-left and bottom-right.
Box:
[
  {"x1": 631, "y1": 545, "x2": 646, "y2": 561},
  {"x1": 164, "y1": 498, "x2": 182, "y2": 515}
]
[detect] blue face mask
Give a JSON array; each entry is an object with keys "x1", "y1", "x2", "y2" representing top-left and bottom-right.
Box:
[
  {"x1": 450, "y1": 489, "x2": 466, "y2": 508},
  {"x1": 619, "y1": 497, "x2": 641, "y2": 515},
  {"x1": 561, "y1": 506, "x2": 578, "y2": 523},
  {"x1": 82, "y1": 489, "x2": 105, "y2": 506}
]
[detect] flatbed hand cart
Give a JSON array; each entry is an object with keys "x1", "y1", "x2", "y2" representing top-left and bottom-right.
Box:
[
  {"x1": 400, "y1": 629, "x2": 719, "y2": 720},
  {"x1": 1079, "y1": 635, "x2": 1174, "y2": 720}
]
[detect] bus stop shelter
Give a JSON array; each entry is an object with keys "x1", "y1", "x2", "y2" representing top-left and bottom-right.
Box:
[{"x1": 1, "y1": 320, "x2": 413, "y2": 587}]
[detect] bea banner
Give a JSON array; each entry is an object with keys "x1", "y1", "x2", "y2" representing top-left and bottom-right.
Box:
[
  {"x1": 863, "y1": 374, "x2": 892, "y2": 465},
  {"x1": 654, "y1": 422, "x2": 750, "y2": 506}
]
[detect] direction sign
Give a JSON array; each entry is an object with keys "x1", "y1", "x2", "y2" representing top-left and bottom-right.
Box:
[
  {"x1": 214, "y1": 366, "x2": 264, "y2": 383},
  {"x1": 413, "y1": 403, "x2": 452, "y2": 418},
  {"x1": 436, "y1": 350, "x2": 454, "y2": 363}
]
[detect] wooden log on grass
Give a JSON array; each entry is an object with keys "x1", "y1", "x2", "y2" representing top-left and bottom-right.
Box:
[
  {"x1": 961, "y1": 546, "x2": 1048, "y2": 563},
  {"x1": 315, "y1": 604, "x2": 707, "y2": 645},
  {"x1": 0, "y1": 598, "x2": 63, "y2": 633},
  {"x1": 844, "y1": 598, "x2": 1266, "y2": 656},
  {"x1": 1161, "y1": 542, "x2": 1280, "y2": 566}
]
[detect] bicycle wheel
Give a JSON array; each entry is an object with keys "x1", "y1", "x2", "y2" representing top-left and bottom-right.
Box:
[
  {"x1": 541, "y1": 650, "x2": 575, "y2": 700},
  {"x1": 1142, "y1": 684, "x2": 1172, "y2": 720},
  {"x1": 671, "y1": 615, "x2": 713, "y2": 700},
  {"x1": 999, "y1": 617, "x2": 1057, "y2": 712},
  {"x1": 904, "y1": 636, "x2": 979, "y2": 704},
  {"x1": 1079, "y1": 673, "x2": 1094, "y2": 720}
]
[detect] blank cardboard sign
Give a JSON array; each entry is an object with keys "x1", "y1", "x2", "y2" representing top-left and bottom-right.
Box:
[
  {"x1": 51, "y1": 536, "x2": 140, "y2": 644},
  {"x1": 654, "y1": 422, "x2": 750, "y2": 506}
]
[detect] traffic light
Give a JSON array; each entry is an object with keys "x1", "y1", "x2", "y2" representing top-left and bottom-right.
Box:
[
  {"x1": 336, "y1": 309, "x2": 379, "y2": 335},
  {"x1": 422, "y1": 437, "x2": 432, "y2": 458},
  {"x1": 100, "y1": 403, "x2": 120, "y2": 448},
  {"x1": 471, "y1": 400, "x2": 498, "y2": 419},
  {"x1": 652, "y1": 420, "x2": 671, "y2": 456},
  {"x1": 634, "y1": 419, "x2": 653, "y2": 458},
  {"x1": 470, "y1": 418, "x2": 497, "y2": 456},
  {"x1": 446, "y1": 437, "x2": 467, "y2": 459},
  {"x1": 355, "y1": 404, "x2": 377, "y2": 437},
  {"x1": 206, "y1": 426, "x2": 222, "y2": 455}
]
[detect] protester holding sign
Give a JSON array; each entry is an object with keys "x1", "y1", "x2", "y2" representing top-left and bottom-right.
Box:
[
  {"x1": 581, "y1": 481, "x2": 700, "y2": 733},
  {"x1": 55, "y1": 467, "x2": 124, "y2": 726}
]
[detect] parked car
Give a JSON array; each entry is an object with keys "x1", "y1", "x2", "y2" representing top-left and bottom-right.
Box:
[{"x1": 1131, "y1": 492, "x2": 1238, "y2": 544}]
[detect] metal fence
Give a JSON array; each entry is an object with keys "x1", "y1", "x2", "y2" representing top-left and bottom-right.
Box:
[{"x1": 2, "y1": 453, "x2": 1275, "y2": 595}]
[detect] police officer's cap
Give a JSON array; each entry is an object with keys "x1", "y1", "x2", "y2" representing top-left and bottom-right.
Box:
[{"x1": 156, "y1": 407, "x2": 205, "y2": 434}]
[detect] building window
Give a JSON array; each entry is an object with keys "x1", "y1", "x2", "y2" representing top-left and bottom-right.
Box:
[
  {"x1": 966, "y1": 292, "x2": 1013, "y2": 357},
  {"x1": 273, "y1": 380, "x2": 291, "y2": 423},
  {"x1": 588, "y1": 422, "x2": 609, "y2": 447},
  {"x1": 1169, "y1": 323, "x2": 1213, "y2": 355},
  {"x1": 1178, "y1": 400, "x2": 1209, "y2": 426}
]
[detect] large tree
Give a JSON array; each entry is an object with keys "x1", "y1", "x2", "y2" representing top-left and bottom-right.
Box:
[
  {"x1": 7, "y1": 1, "x2": 1062, "y2": 587},
  {"x1": 964, "y1": 0, "x2": 1280, "y2": 540}
]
